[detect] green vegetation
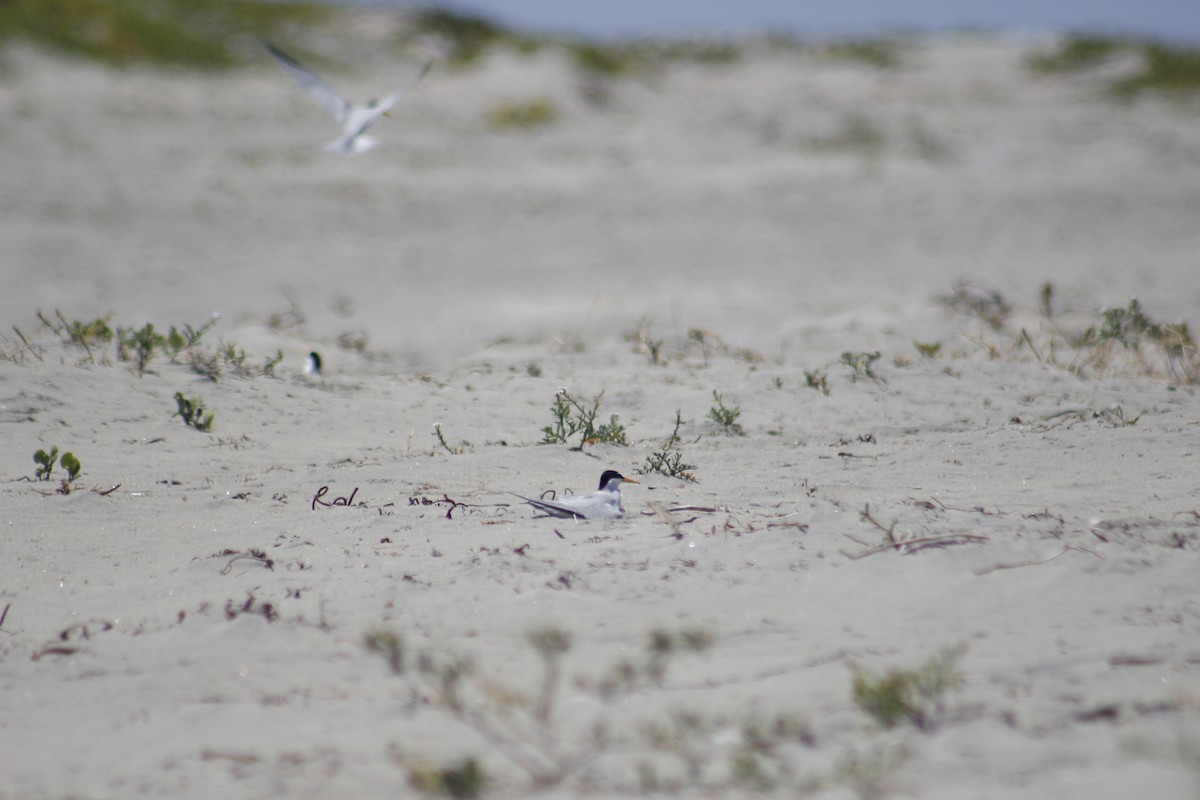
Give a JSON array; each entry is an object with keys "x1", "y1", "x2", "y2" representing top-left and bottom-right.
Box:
[
  {"x1": 540, "y1": 388, "x2": 627, "y2": 449},
  {"x1": 913, "y1": 341, "x2": 942, "y2": 359},
  {"x1": 851, "y1": 645, "x2": 966, "y2": 731},
  {"x1": 486, "y1": 97, "x2": 558, "y2": 130},
  {"x1": 433, "y1": 422, "x2": 465, "y2": 455},
  {"x1": 366, "y1": 626, "x2": 714, "y2": 792},
  {"x1": 637, "y1": 411, "x2": 698, "y2": 482},
  {"x1": 804, "y1": 368, "x2": 830, "y2": 396},
  {"x1": 939, "y1": 285, "x2": 1200, "y2": 384},
  {"x1": 405, "y1": 7, "x2": 537, "y2": 67},
  {"x1": 840, "y1": 351, "x2": 883, "y2": 383},
  {"x1": 36, "y1": 310, "x2": 112, "y2": 363},
  {"x1": 707, "y1": 390, "x2": 745, "y2": 435},
  {"x1": 33, "y1": 445, "x2": 80, "y2": 482},
  {"x1": 0, "y1": 0, "x2": 330, "y2": 69},
  {"x1": 174, "y1": 392, "x2": 214, "y2": 432},
  {"x1": 825, "y1": 38, "x2": 905, "y2": 70},
  {"x1": 1028, "y1": 34, "x2": 1200, "y2": 98},
  {"x1": 1027, "y1": 34, "x2": 1126, "y2": 73}
]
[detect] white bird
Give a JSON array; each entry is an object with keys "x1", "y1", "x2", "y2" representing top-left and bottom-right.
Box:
[
  {"x1": 512, "y1": 470, "x2": 639, "y2": 520},
  {"x1": 263, "y1": 41, "x2": 431, "y2": 155}
]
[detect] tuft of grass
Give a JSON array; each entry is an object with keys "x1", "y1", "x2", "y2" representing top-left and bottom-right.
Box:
[
  {"x1": 707, "y1": 390, "x2": 745, "y2": 436},
  {"x1": 804, "y1": 369, "x2": 830, "y2": 396},
  {"x1": 164, "y1": 318, "x2": 218, "y2": 362},
  {"x1": 117, "y1": 323, "x2": 164, "y2": 377},
  {"x1": 486, "y1": 97, "x2": 558, "y2": 130},
  {"x1": 637, "y1": 410, "x2": 698, "y2": 482},
  {"x1": 0, "y1": 0, "x2": 330, "y2": 69},
  {"x1": 840, "y1": 351, "x2": 883, "y2": 383},
  {"x1": 37, "y1": 310, "x2": 113, "y2": 363},
  {"x1": 936, "y1": 282, "x2": 1012, "y2": 332},
  {"x1": 174, "y1": 392, "x2": 214, "y2": 432},
  {"x1": 913, "y1": 341, "x2": 942, "y2": 359},
  {"x1": 540, "y1": 388, "x2": 627, "y2": 449},
  {"x1": 851, "y1": 645, "x2": 966, "y2": 732},
  {"x1": 433, "y1": 422, "x2": 465, "y2": 455}
]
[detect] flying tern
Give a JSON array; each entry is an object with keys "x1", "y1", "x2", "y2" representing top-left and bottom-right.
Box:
[
  {"x1": 263, "y1": 41, "x2": 431, "y2": 155},
  {"x1": 512, "y1": 470, "x2": 639, "y2": 520}
]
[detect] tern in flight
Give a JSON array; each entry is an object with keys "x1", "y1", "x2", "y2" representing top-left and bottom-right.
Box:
[{"x1": 263, "y1": 41, "x2": 432, "y2": 155}]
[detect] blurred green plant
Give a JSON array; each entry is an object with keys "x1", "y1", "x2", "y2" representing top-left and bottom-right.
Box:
[
  {"x1": 0, "y1": 0, "x2": 330, "y2": 69},
  {"x1": 1027, "y1": 34, "x2": 1200, "y2": 98},
  {"x1": 486, "y1": 97, "x2": 558, "y2": 130}
]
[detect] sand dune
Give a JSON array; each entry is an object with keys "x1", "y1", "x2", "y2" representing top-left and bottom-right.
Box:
[{"x1": 2, "y1": 21, "x2": 1199, "y2": 798}]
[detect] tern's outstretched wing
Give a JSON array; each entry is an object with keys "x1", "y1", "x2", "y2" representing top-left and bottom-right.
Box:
[{"x1": 263, "y1": 41, "x2": 351, "y2": 124}]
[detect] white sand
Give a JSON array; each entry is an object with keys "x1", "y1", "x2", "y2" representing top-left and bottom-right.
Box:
[{"x1": 2, "y1": 20, "x2": 1199, "y2": 798}]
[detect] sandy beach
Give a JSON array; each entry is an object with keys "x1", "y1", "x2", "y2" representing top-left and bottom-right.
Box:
[{"x1": 2, "y1": 13, "x2": 1199, "y2": 798}]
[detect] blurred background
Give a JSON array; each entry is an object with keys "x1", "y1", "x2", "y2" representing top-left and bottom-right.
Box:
[{"x1": 340, "y1": 0, "x2": 1200, "y2": 43}]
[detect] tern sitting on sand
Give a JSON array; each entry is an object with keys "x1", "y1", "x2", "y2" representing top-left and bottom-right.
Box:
[{"x1": 512, "y1": 471, "x2": 639, "y2": 520}]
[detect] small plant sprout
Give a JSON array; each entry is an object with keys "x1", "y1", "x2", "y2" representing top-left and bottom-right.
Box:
[
  {"x1": 637, "y1": 410, "x2": 698, "y2": 482},
  {"x1": 174, "y1": 392, "x2": 214, "y2": 431},
  {"x1": 117, "y1": 323, "x2": 164, "y2": 376},
  {"x1": 804, "y1": 369, "x2": 830, "y2": 396},
  {"x1": 486, "y1": 96, "x2": 558, "y2": 130},
  {"x1": 708, "y1": 390, "x2": 745, "y2": 435},
  {"x1": 626, "y1": 318, "x2": 666, "y2": 365},
  {"x1": 540, "y1": 388, "x2": 627, "y2": 449},
  {"x1": 33, "y1": 447, "x2": 81, "y2": 491},
  {"x1": 60, "y1": 452, "x2": 81, "y2": 482},
  {"x1": 851, "y1": 644, "x2": 967, "y2": 732},
  {"x1": 913, "y1": 341, "x2": 942, "y2": 359},
  {"x1": 433, "y1": 422, "x2": 464, "y2": 455},
  {"x1": 33, "y1": 446, "x2": 59, "y2": 480},
  {"x1": 840, "y1": 351, "x2": 884, "y2": 383},
  {"x1": 936, "y1": 282, "x2": 1012, "y2": 332}
]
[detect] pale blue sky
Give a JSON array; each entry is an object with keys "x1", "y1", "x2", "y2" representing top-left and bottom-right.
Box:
[{"x1": 371, "y1": 0, "x2": 1200, "y2": 43}]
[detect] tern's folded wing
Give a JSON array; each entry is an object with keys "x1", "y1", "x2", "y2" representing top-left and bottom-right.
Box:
[{"x1": 510, "y1": 493, "x2": 586, "y2": 520}]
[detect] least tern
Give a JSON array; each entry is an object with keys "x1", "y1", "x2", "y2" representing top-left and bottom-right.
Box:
[
  {"x1": 512, "y1": 470, "x2": 639, "y2": 520},
  {"x1": 263, "y1": 41, "x2": 431, "y2": 155},
  {"x1": 303, "y1": 351, "x2": 322, "y2": 376}
]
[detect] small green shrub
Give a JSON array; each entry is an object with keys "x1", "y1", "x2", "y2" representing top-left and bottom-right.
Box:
[
  {"x1": 33, "y1": 446, "x2": 81, "y2": 484},
  {"x1": 804, "y1": 369, "x2": 830, "y2": 396},
  {"x1": 541, "y1": 388, "x2": 627, "y2": 449},
  {"x1": 486, "y1": 97, "x2": 558, "y2": 130},
  {"x1": 708, "y1": 390, "x2": 745, "y2": 435},
  {"x1": 117, "y1": 323, "x2": 164, "y2": 376},
  {"x1": 840, "y1": 351, "x2": 883, "y2": 382},
  {"x1": 174, "y1": 392, "x2": 214, "y2": 432},
  {"x1": 851, "y1": 645, "x2": 966, "y2": 732},
  {"x1": 637, "y1": 411, "x2": 698, "y2": 481}
]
